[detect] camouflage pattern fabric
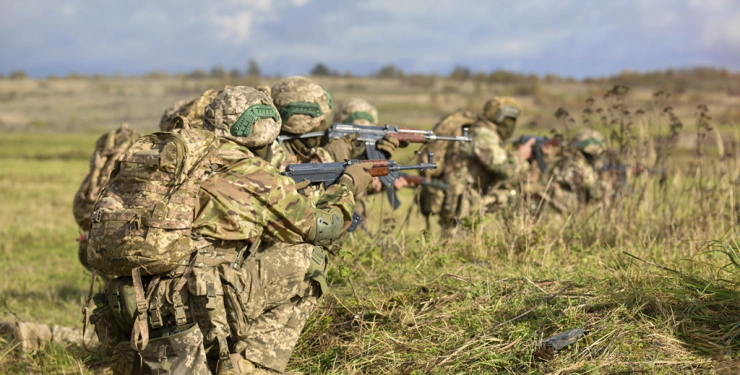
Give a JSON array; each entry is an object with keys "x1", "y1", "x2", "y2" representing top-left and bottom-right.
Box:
[
  {"x1": 110, "y1": 341, "x2": 136, "y2": 375},
  {"x1": 73, "y1": 123, "x2": 141, "y2": 230},
  {"x1": 160, "y1": 89, "x2": 222, "y2": 131},
  {"x1": 481, "y1": 96, "x2": 522, "y2": 140},
  {"x1": 540, "y1": 146, "x2": 603, "y2": 213},
  {"x1": 269, "y1": 140, "x2": 291, "y2": 172},
  {"x1": 437, "y1": 119, "x2": 529, "y2": 228},
  {"x1": 86, "y1": 123, "x2": 218, "y2": 276},
  {"x1": 333, "y1": 98, "x2": 378, "y2": 126},
  {"x1": 420, "y1": 109, "x2": 478, "y2": 179},
  {"x1": 230, "y1": 242, "x2": 322, "y2": 373},
  {"x1": 271, "y1": 76, "x2": 332, "y2": 135},
  {"x1": 192, "y1": 140, "x2": 355, "y2": 243},
  {"x1": 573, "y1": 128, "x2": 606, "y2": 157},
  {"x1": 204, "y1": 87, "x2": 281, "y2": 148},
  {"x1": 159, "y1": 98, "x2": 190, "y2": 131},
  {"x1": 131, "y1": 323, "x2": 211, "y2": 375}
]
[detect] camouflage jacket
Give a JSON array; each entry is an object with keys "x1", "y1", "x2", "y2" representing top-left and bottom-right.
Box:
[
  {"x1": 446, "y1": 119, "x2": 529, "y2": 194},
  {"x1": 540, "y1": 146, "x2": 603, "y2": 213},
  {"x1": 192, "y1": 140, "x2": 355, "y2": 243}
]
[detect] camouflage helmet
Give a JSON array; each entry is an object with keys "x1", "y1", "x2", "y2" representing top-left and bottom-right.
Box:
[
  {"x1": 482, "y1": 96, "x2": 522, "y2": 140},
  {"x1": 203, "y1": 86, "x2": 281, "y2": 148},
  {"x1": 333, "y1": 98, "x2": 378, "y2": 126},
  {"x1": 482, "y1": 97, "x2": 522, "y2": 125},
  {"x1": 159, "y1": 89, "x2": 221, "y2": 131},
  {"x1": 271, "y1": 76, "x2": 333, "y2": 134},
  {"x1": 573, "y1": 129, "x2": 606, "y2": 157}
]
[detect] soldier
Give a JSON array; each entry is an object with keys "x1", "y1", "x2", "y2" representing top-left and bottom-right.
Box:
[
  {"x1": 420, "y1": 97, "x2": 533, "y2": 230},
  {"x1": 332, "y1": 98, "x2": 406, "y2": 215},
  {"x1": 538, "y1": 129, "x2": 606, "y2": 214},
  {"x1": 270, "y1": 78, "x2": 399, "y2": 170},
  {"x1": 89, "y1": 87, "x2": 372, "y2": 375}
]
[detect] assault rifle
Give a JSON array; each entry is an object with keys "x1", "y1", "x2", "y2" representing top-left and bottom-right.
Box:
[
  {"x1": 397, "y1": 173, "x2": 448, "y2": 190},
  {"x1": 282, "y1": 153, "x2": 438, "y2": 231},
  {"x1": 506, "y1": 135, "x2": 563, "y2": 173},
  {"x1": 278, "y1": 123, "x2": 470, "y2": 189}
]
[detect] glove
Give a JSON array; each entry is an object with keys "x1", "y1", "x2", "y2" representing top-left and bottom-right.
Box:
[
  {"x1": 341, "y1": 162, "x2": 373, "y2": 196},
  {"x1": 376, "y1": 135, "x2": 400, "y2": 157},
  {"x1": 324, "y1": 134, "x2": 362, "y2": 162},
  {"x1": 293, "y1": 180, "x2": 312, "y2": 191}
]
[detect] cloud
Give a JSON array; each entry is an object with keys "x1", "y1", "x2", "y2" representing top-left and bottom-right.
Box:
[{"x1": 0, "y1": 0, "x2": 737, "y2": 77}]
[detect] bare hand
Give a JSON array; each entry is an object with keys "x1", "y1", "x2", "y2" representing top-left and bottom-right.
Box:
[
  {"x1": 371, "y1": 176, "x2": 383, "y2": 193},
  {"x1": 517, "y1": 138, "x2": 536, "y2": 160},
  {"x1": 393, "y1": 177, "x2": 410, "y2": 190}
]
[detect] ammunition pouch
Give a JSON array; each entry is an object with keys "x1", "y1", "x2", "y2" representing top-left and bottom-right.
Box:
[
  {"x1": 91, "y1": 239, "x2": 249, "y2": 371},
  {"x1": 131, "y1": 323, "x2": 210, "y2": 375}
]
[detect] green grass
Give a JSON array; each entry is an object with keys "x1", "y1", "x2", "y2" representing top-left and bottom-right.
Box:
[{"x1": 2, "y1": 90, "x2": 740, "y2": 374}]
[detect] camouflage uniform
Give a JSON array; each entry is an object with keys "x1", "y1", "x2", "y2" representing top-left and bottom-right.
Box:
[
  {"x1": 92, "y1": 87, "x2": 362, "y2": 375},
  {"x1": 197, "y1": 87, "x2": 359, "y2": 374},
  {"x1": 333, "y1": 98, "x2": 383, "y2": 217},
  {"x1": 270, "y1": 77, "x2": 337, "y2": 166},
  {"x1": 539, "y1": 129, "x2": 606, "y2": 213},
  {"x1": 437, "y1": 98, "x2": 529, "y2": 229}
]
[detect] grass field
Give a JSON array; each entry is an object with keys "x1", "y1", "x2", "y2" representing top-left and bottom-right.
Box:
[{"x1": 1, "y1": 77, "x2": 740, "y2": 374}]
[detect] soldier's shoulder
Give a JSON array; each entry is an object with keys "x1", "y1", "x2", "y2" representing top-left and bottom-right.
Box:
[{"x1": 470, "y1": 123, "x2": 501, "y2": 142}]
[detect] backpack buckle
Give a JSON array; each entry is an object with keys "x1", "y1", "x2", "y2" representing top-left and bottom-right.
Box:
[{"x1": 91, "y1": 210, "x2": 102, "y2": 223}]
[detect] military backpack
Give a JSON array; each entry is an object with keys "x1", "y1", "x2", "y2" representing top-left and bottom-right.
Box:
[
  {"x1": 86, "y1": 117, "x2": 218, "y2": 276},
  {"x1": 73, "y1": 123, "x2": 141, "y2": 231}
]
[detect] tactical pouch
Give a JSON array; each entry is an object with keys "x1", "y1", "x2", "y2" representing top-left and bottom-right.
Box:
[
  {"x1": 106, "y1": 277, "x2": 138, "y2": 333},
  {"x1": 218, "y1": 263, "x2": 265, "y2": 341},
  {"x1": 186, "y1": 267, "x2": 232, "y2": 367},
  {"x1": 131, "y1": 323, "x2": 211, "y2": 375},
  {"x1": 90, "y1": 296, "x2": 127, "y2": 356},
  {"x1": 419, "y1": 184, "x2": 445, "y2": 217}
]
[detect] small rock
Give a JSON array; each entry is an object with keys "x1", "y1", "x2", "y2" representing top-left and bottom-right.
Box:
[{"x1": 541, "y1": 328, "x2": 585, "y2": 350}]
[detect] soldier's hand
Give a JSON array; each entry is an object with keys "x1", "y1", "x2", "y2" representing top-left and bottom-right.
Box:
[
  {"x1": 324, "y1": 133, "x2": 359, "y2": 162},
  {"x1": 376, "y1": 135, "x2": 400, "y2": 157},
  {"x1": 393, "y1": 176, "x2": 410, "y2": 190},
  {"x1": 342, "y1": 162, "x2": 373, "y2": 196},
  {"x1": 517, "y1": 138, "x2": 536, "y2": 161},
  {"x1": 371, "y1": 177, "x2": 383, "y2": 193}
]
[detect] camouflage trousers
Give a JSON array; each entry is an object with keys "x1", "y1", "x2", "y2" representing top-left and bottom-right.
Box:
[
  {"x1": 230, "y1": 242, "x2": 323, "y2": 374},
  {"x1": 100, "y1": 241, "x2": 323, "y2": 375}
]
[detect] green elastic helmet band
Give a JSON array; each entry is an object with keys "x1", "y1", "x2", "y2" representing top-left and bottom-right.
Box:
[
  {"x1": 578, "y1": 138, "x2": 605, "y2": 150},
  {"x1": 323, "y1": 87, "x2": 333, "y2": 109},
  {"x1": 230, "y1": 104, "x2": 280, "y2": 137},
  {"x1": 279, "y1": 102, "x2": 323, "y2": 123},
  {"x1": 342, "y1": 111, "x2": 375, "y2": 125}
]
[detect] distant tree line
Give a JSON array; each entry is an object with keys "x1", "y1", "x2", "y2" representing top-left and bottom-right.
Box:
[{"x1": 3, "y1": 61, "x2": 738, "y2": 93}]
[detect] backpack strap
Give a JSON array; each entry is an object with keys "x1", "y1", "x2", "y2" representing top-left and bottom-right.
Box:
[{"x1": 81, "y1": 269, "x2": 103, "y2": 352}]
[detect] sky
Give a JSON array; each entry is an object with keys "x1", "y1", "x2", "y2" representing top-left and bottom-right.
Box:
[{"x1": 1, "y1": 0, "x2": 739, "y2": 78}]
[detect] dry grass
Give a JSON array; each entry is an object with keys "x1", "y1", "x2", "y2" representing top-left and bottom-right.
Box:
[{"x1": 0, "y1": 78, "x2": 739, "y2": 374}]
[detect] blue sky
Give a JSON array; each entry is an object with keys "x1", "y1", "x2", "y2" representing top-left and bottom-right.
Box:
[{"x1": 1, "y1": 0, "x2": 739, "y2": 78}]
